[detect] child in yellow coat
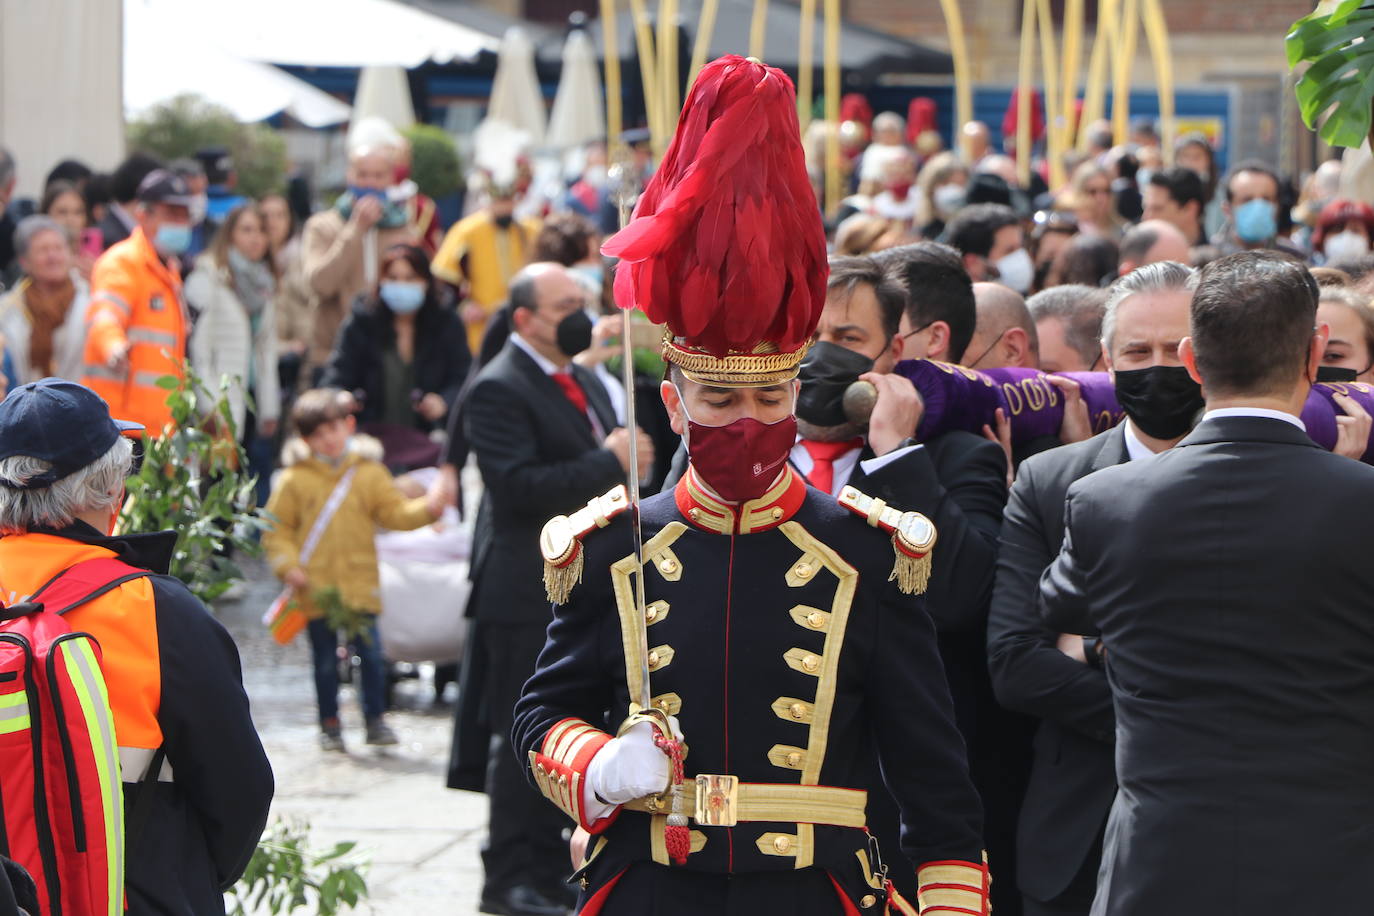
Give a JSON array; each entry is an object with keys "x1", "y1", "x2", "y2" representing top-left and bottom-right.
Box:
[{"x1": 264, "y1": 388, "x2": 451, "y2": 750}]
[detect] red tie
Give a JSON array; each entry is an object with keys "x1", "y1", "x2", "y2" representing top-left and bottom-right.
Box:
[
  {"x1": 553, "y1": 371, "x2": 589, "y2": 417},
  {"x1": 800, "y1": 438, "x2": 864, "y2": 494}
]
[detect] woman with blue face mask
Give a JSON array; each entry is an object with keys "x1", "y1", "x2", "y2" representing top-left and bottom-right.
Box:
[{"x1": 321, "y1": 244, "x2": 472, "y2": 469}]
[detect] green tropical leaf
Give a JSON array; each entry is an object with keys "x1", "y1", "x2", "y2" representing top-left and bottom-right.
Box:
[{"x1": 1288, "y1": 2, "x2": 1374, "y2": 149}]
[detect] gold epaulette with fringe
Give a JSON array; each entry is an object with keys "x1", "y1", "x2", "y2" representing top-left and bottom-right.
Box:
[
  {"x1": 540, "y1": 485, "x2": 631, "y2": 604},
  {"x1": 837, "y1": 486, "x2": 937, "y2": 595}
]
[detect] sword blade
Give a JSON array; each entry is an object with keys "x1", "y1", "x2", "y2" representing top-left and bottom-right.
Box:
[
  {"x1": 621, "y1": 307, "x2": 651, "y2": 713},
  {"x1": 613, "y1": 166, "x2": 653, "y2": 714}
]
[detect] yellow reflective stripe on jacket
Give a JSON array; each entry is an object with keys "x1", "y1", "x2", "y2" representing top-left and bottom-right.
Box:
[
  {"x1": 0, "y1": 690, "x2": 29, "y2": 734},
  {"x1": 63, "y1": 638, "x2": 125, "y2": 916}
]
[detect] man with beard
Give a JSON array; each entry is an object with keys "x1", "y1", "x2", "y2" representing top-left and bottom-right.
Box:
[
  {"x1": 1037, "y1": 251, "x2": 1374, "y2": 915},
  {"x1": 512, "y1": 56, "x2": 990, "y2": 916},
  {"x1": 986, "y1": 261, "x2": 1200, "y2": 916}
]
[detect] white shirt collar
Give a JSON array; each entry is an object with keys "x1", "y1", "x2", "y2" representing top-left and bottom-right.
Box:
[
  {"x1": 1199, "y1": 406, "x2": 1306, "y2": 432},
  {"x1": 510, "y1": 332, "x2": 562, "y2": 377},
  {"x1": 1121, "y1": 419, "x2": 1164, "y2": 463}
]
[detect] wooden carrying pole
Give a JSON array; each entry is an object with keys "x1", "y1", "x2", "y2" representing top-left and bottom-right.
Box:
[
  {"x1": 601, "y1": 0, "x2": 624, "y2": 158},
  {"x1": 823, "y1": 0, "x2": 840, "y2": 215},
  {"x1": 1140, "y1": 0, "x2": 1175, "y2": 165},
  {"x1": 659, "y1": 0, "x2": 679, "y2": 135},
  {"x1": 1016, "y1": 0, "x2": 1036, "y2": 188},
  {"x1": 1059, "y1": 0, "x2": 1085, "y2": 154},
  {"x1": 750, "y1": 0, "x2": 769, "y2": 59},
  {"x1": 628, "y1": 0, "x2": 662, "y2": 154},
  {"x1": 1078, "y1": 0, "x2": 1118, "y2": 152},
  {"x1": 1035, "y1": 0, "x2": 1064, "y2": 187},
  {"x1": 936, "y1": 0, "x2": 974, "y2": 161},
  {"x1": 687, "y1": 0, "x2": 719, "y2": 92},
  {"x1": 797, "y1": 0, "x2": 817, "y2": 133},
  {"x1": 1111, "y1": 0, "x2": 1140, "y2": 146}
]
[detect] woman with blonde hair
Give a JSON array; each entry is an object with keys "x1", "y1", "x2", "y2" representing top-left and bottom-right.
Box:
[
  {"x1": 913, "y1": 150, "x2": 969, "y2": 238},
  {"x1": 1063, "y1": 161, "x2": 1125, "y2": 240}
]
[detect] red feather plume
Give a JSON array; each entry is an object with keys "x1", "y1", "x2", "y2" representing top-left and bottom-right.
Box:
[{"x1": 602, "y1": 56, "x2": 828, "y2": 358}]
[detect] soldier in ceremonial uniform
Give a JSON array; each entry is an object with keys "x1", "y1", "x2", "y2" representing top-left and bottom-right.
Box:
[{"x1": 512, "y1": 56, "x2": 989, "y2": 916}]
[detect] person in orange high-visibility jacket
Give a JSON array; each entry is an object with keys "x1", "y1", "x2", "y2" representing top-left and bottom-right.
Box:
[
  {"x1": 0, "y1": 378, "x2": 273, "y2": 914},
  {"x1": 82, "y1": 169, "x2": 194, "y2": 434}
]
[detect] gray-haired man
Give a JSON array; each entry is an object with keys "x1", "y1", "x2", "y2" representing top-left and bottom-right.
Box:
[{"x1": 0, "y1": 378, "x2": 273, "y2": 914}]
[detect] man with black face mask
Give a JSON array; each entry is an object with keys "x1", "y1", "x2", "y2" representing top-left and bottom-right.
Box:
[
  {"x1": 796, "y1": 254, "x2": 1025, "y2": 914},
  {"x1": 985, "y1": 260, "x2": 1198, "y2": 916},
  {"x1": 1038, "y1": 251, "x2": 1374, "y2": 916},
  {"x1": 448, "y1": 261, "x2": 654, "y2": 916}
]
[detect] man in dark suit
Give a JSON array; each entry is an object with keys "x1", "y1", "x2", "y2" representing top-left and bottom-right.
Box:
[
  {"x1": 987, "y1": 261, "x2": 1200, "y2": 916},
  {"x1": 98, "y1": 153, "x2": 162, "y2": 251},
  {"x1": 795, "y1": 253, "x2": 1005, "y2": 632},
  {"x1": 448, "y1": 261, "x2": 654, "y2": 916},
  {"x1": 796, "y1": 250, "x2": 1016, "y2": 909},
  {"x1": 1040, "y1": 251, "x2": 1374, "y2": 915}
]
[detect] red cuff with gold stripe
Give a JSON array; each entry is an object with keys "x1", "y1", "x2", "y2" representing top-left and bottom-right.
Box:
[
  {"x1": 916, "y1": 856, "x2": 990, "y2": 916},
  {"x1": 528, "y1": 718, "x2": 619, "y2": 833}
]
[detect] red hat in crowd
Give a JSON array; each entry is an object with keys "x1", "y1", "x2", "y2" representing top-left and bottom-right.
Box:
[
  {"x1": 1001, "y1": 87, "x2": 1046, "y2": 147},
  {"x1": 1313, "y1": 198, "x2": 1374, "y2": 256},
  {"x1": 906, "y1": 97, "x2": 938, "y2": 144},
  {"x1": 603, "y1": 55, "x2": 828, "y2": 387},
  {"x1": 840, "y1": 93, "x2": 874, "y2": 129}
]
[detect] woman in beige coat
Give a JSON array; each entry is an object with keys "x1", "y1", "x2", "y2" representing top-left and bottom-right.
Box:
[{"x1": 300, "y1": 147, "x2": 418, "y2": 386}]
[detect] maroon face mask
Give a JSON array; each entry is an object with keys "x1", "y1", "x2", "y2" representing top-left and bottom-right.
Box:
[{"x1": 684, "y1": 403, "x2": 798, "y2": 504}]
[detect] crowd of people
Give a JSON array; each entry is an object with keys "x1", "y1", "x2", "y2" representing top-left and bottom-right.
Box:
[{"x1": 0, "y1": 83, "x2": 1370, "y2": 916}]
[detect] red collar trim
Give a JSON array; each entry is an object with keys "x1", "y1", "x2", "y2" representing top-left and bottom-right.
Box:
[{"x1": 675, "y1": 465, "x2": 806, "y2": 534}]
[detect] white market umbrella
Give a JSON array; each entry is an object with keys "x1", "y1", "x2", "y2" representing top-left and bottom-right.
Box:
[
  {"x1": 486, "y1": 27, "x2": 547, "y2": 147},
  {"x1": 546, "y1": 29, "x2": 606, "y2": 151},
  {"x1": 124, "y1": 0, "x2": 352, "y2": 127},
  {"x1": 354, "y1": 66, "x2": 416, "y2": 131},
  {"x1": 203, "y1": 0, "x2": 494, "y2": 67}
]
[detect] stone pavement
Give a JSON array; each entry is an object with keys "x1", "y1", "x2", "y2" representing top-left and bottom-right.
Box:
[{"x1": 218, "y1": 556, "x2": 493, "y2": 915}]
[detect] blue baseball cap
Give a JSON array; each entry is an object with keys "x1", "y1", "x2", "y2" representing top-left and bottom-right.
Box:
[{"x1": 0, "y1": 379, "x2": 143, "y2": 490}]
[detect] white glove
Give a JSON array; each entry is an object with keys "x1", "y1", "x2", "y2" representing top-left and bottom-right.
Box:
[{"x1": 582, "y1": 721, "x2": 673, "y2": 821}]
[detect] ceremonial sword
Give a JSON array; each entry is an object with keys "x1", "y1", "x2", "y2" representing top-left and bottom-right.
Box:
[
  {"x1": 608, "y1": 157, "x2": 653, "y2": 718},
  {"x1": 609, "y1": 157, "x2": 693, "y2": 859}
]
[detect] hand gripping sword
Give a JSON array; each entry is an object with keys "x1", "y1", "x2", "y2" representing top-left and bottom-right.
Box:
[{"x1": 607, "y1": 154, "x2": 691, "y2": 864}]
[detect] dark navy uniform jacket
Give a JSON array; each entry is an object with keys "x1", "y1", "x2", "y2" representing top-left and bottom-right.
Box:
[{"x1": 512, "y1": 466, "x2": 986, "y2": 913}]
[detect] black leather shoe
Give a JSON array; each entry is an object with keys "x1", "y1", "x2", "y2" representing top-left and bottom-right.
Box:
[{"x1": 478, "y1": 884, "x2": 570, "y2": 916}]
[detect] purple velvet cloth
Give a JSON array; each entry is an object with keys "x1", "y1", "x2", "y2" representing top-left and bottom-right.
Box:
[
  {"x1": 894, "y1": 360, "x2": 1124, "y2": 443},
  {"x1": 1302, "y1": 380, "x2": 1374, "y2": 462},
  {"x1": 893, "y1": 359, "x2": 1374, "y2": 463}
]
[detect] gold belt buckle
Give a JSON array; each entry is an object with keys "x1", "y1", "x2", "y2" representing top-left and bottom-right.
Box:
[{"x1": 694, "y1": 774, "x2": 739, "y2": 827}]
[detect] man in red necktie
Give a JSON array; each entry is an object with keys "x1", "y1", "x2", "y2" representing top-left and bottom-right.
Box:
[
  {"x1": 793, "y1": 257, "x2": 920, "y2": 495},
  {"x1": 450, "y1": 259, "x2": 655, "y2": 916}
]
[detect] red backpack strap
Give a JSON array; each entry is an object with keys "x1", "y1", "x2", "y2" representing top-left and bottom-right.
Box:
[{"x1": 27, "y1": 557, "x2": 152, "y2": 616}]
